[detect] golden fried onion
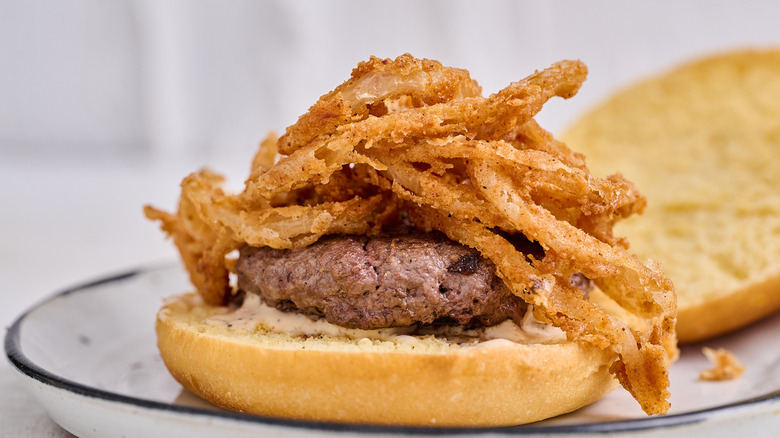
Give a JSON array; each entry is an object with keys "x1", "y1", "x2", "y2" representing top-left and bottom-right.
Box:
[{"x1": 146, "y1": 54, "x2": 676, "y2": 415}]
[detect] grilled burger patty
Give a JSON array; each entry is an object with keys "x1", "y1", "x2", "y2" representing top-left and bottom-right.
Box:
[{"x1": 236, "y1": 233, "x2": 528, "y2": 329}]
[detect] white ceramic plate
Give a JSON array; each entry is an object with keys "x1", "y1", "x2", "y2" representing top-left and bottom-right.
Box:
[{"x1": 5, "y1": 265, "x2": 780, "y2": 437}]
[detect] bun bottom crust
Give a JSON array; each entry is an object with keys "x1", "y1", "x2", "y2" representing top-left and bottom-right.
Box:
[{"x1": 156, "y1": 294, "x2": 617, "y2": 426}]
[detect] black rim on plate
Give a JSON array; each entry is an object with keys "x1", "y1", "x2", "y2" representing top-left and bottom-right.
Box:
[{"x1": 5, "y1": 265, "x2": 780, "y2": 435}]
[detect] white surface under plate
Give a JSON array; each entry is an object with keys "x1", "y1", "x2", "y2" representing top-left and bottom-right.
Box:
[{"x1": 5, "y1": 265, "x2": 780, "y2": 438}]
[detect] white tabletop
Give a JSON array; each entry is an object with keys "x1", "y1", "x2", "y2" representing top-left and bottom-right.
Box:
[{"x1": 0, "y1": 158, "x2": 242, "y2": 436}]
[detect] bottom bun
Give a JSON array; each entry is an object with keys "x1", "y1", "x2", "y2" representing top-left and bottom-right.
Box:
[{"x1": 156, "y1": 293, "x2": 618, "y2": 427}]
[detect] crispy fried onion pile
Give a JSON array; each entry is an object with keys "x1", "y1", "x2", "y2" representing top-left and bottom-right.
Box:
[{"x1": 145, "y1": 54, "x2": 676, "y2": 415}]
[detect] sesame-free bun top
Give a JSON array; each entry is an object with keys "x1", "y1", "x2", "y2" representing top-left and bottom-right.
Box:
[
  {"x1": 156, "y1": 293, "x2": 617, "y2": 426},
  {"x1": 564, "y1": 49, "x2": 780, "y2": 343}
]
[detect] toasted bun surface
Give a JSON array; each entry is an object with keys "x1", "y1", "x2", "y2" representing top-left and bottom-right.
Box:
[
  {"x1": 156, "y1": 294, "x2": 617, "y2": 426},
  {"x1": 563, "y1": 49, "x2": 780, "y2": 343}
]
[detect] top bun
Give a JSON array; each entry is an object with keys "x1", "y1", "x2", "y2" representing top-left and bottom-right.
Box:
[{"x1": 564, "y1": 49, "x2": 780, "y2": 343}]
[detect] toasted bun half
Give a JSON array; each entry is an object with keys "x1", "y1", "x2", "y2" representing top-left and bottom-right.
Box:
[
  {"x1": 563, "y1": 49, "x2": 780, "y2": 343},
  {"x1": 156, "y1": 294, "x2": 618, "y2": 426}
]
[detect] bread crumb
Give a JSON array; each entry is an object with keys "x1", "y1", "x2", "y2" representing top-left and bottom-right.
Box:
[{"x1": 699, "y1": 347, "x2": 745, "y2": 381}]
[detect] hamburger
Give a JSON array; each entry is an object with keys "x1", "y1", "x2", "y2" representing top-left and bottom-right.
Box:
[{"x1": 146, "y1": 54, "x2": 676, "y2": 426}]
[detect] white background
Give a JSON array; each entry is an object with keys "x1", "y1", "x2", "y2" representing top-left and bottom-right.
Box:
[{"x1": 2, "y1": 1, "x2": 780, "y2": 435}]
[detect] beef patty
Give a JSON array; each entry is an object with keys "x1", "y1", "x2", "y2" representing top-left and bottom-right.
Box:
[{"x1": 236, "y1": 233, "x2": 529, "y2": 330}]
